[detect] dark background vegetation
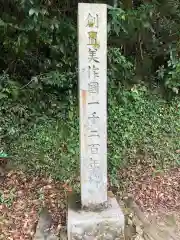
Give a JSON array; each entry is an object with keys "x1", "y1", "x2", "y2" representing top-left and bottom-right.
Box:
[{"x1": 0, "y1": 0, "x2": 179, "y2": 184}]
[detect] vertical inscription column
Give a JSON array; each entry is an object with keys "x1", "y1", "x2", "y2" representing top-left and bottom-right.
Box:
[{"x1": 78, "y1": 3, "x2": 107, "y2": 208}]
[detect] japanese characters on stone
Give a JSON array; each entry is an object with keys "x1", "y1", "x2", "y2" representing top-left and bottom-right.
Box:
[{"x1": 86, "y1": 12, "x2": 101, "y2": 189}]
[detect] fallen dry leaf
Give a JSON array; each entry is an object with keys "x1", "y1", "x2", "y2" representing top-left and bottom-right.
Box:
[{"x1": 0, "y1": 171, "x2": 68, "y2": 239}]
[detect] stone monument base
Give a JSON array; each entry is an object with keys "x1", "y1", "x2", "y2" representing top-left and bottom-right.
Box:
[{"x1": 67, "y1": 191, "x2": 124, "y2": 240}]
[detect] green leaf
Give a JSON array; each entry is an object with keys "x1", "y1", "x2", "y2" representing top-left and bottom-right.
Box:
[
  {"x1": 29, "y1": 8, "x2": 39, "y2": 17},
  {"x1": 0, "y1": 152, "x2": 8, "y2": 158},
  {"x1": 0, "y1": 18, "x2": 6, "y2": 26},
  {"x1": 0, "y1": 93, "x2": 7, "y2": 99},
  {"x1": 29, "y1": 8, "x2": 35, "y2": 16}
]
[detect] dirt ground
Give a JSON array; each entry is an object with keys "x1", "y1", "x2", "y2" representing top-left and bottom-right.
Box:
[
  {"x1": 122, "y1": 167, "x2": 180, "y2": 240},
  {"x1": 0, "y1": 167, "x2": 180, "y2": 239},
  {"x1": 124, "y1": 198, "x2": 180, "y2": 240}
]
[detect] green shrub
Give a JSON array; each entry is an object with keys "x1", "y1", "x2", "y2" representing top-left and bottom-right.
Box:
[
  {"x1": 1, "y1": 0, "x2": 180, "y2": 95},
  {"x1": 157, "y1": 50, "x2": 180, "y2": 94},
  {"x1": 108, "y1": 86, "x2": 180, "y2": 175},
  {"x1": 0, "y1": 0, "x2": 180, "y2": 182},
  {"x1": 7, "y1": 87, "x2": 180, "y2": 181}
]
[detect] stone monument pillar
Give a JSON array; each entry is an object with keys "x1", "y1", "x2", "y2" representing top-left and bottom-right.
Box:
[{"x1": 67, "y1": 3, "x2": 124, "y2": 239}]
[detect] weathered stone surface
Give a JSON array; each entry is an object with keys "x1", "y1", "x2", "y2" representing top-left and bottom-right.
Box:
[
  {"x1": 124, "y1": 197, "x2": 179, "y2": 240},
  {"x1": 68, "y1": 192, "x2": 124, "y2": 240},
  {"x1": 67, "y1": 3, "x2": 125, "y2": 240},
  {"x1": 59, "y1": 229, "x2": 68, "y2": 240},
  {"x1": 33, "y1": 208, "x2": 58, "y2": 240},
  {"x1": 78, "y1": 2, "x2": 108, "y2": 208}
]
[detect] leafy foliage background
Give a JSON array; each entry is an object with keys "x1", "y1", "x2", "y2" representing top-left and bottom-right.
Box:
[{"x1": 0, "y1": 0, "x2": 179, "y2": 181}]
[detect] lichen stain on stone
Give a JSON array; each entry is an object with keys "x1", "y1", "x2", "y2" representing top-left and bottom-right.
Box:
[{"x1": 71, "y1": 222, "x2": 124, "y2": 240}]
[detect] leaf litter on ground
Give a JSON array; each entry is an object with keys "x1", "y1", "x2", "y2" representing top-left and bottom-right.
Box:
[
  {"x1": 0, "y1": 170, "x2": 67, "y2": 240},
  {"x1": 118, "y1": 165, "x2": 180, "y2": 239},
  {"x1": 1, "y1": 165, "x2": 180, "y2": 239}
]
